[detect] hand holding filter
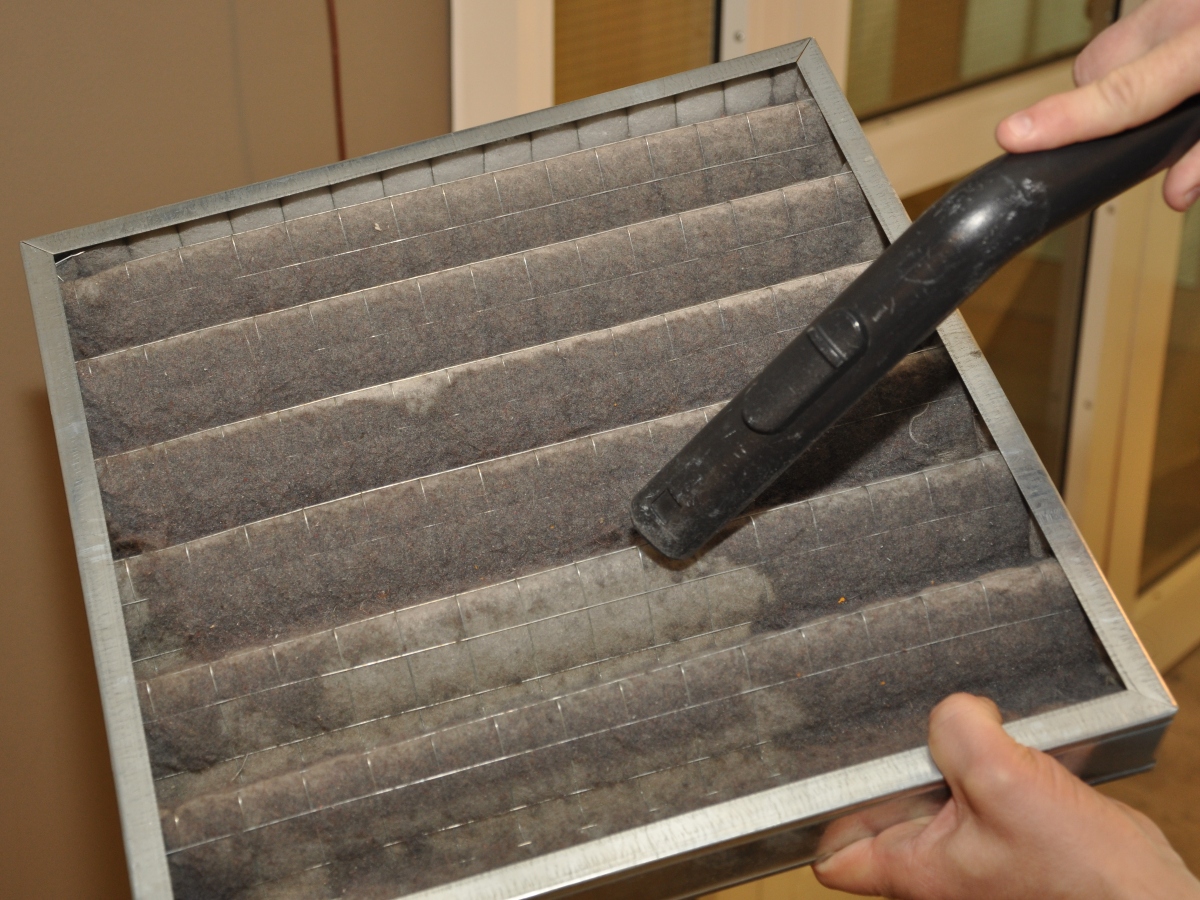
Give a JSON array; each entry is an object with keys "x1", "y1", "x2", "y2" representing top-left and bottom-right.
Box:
[{"x1": 632, "y1": 95, "x2": 1200, "y2": 560}]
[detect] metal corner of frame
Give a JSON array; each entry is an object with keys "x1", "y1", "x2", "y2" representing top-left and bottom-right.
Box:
[{"x1": 20, "y1": 237, "x2": 55, "y2": 256}]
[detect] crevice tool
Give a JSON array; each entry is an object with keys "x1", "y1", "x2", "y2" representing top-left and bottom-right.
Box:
[{"x1": 633, "y1": 96, "x2": 1200, "y2": 560}]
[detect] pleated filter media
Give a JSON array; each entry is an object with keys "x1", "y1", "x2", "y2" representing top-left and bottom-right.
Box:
[{"x1": 23, "y1": 41, "x2": 1174, "y2": 900}]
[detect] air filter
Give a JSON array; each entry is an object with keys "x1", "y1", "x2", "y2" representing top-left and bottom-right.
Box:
[{"x1": 23, "y1": 40, "x2": 1174, "y2": 900}]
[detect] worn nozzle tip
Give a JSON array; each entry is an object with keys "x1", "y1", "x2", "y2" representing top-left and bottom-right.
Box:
[{"x1": 630, "y1": 487, "x2": 706, "y2": 560}]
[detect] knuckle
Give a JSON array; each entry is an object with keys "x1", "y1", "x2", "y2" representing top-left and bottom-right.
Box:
[
  {"x1": 962, "y1": 754, "x2": 1022, "y2": 800},
  {"x1": 1073, "y1": 48, "x2": 1099, "y2": 87},
  {"x1": 931, "y1": 692, "x2": 975, "y2": 721},
  {"x1": 1072, "y1": 57, "x2": 1087, "y2": 88},
  {"x1": 1096, "y1": 67, "x2": 1143, "y2": 115}
]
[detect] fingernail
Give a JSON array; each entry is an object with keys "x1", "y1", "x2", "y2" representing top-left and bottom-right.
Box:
[
  {"x1": 812, "y1": 850, "x2": 841, "y2": 873},
  {"x1": 1185, "y1": 186, "x2": 1200, "y2": 207},
  {"x1": 1007, "y1": 113, "x2": 1033, "y2": 138}
]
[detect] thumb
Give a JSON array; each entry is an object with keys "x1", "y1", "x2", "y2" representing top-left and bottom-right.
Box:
[
  {"x1": 997, "y1": 24, "x2": 1200, "y2": 153},
  {"x1": 815, "y1": 695, "x2": 1022, "y2": 899},
  {"x1": 926, "y1": 692, "x2": 1029, "y2": 810},
  {"x1": 916, "y1": 696, "x2": 1012, "y2": 801}
]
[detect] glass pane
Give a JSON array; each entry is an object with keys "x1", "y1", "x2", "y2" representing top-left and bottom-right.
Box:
[
  {"x1": 1141, "y1": 206, "x2": 1200, "y2": 588},
  {"x1": 555, "y1": 0, "x2": 717, "y2": 104},
  {"x1": 904, "y1": 183, "x2": 1089, "y2": 487},
  {"x1": 847, "y1": 0, "x2": 1114, "y2": 118}
]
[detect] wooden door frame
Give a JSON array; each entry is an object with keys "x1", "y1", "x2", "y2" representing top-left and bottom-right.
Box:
[{"x1": 1066, "y1": 179, "x2": 1199, "y2": 669}]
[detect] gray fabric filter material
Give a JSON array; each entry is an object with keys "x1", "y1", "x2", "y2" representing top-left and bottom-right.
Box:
[
  {"x1": 99, "y1": 250, "x2": 884, "y2": 554},
  {"x1": 138, "y1": 448, "x2": 1041, "y2": 771},
  {"x1": 60, "y1": 65, "x2": 1119, "y2": 900},
  {"x1": 81, "y1": 172, "x2": 869, "y2": 457},
  {"x1": 63, "y1": 93, "x2": 832, "y2": 360},
  {"x1": 121, "y1": 346, "x2": 981, "y2": 668}
]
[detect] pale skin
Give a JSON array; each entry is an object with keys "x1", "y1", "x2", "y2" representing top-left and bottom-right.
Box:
[
  {"x1": 812, "y1": 693, "x2": 1200, "y2": 899},
  {"x1": 814, "y1": 5, "x2": 1200, "y2": 896},
  {"x1": 995, "y1": 0, "x2": 1200, "y2": 210}
]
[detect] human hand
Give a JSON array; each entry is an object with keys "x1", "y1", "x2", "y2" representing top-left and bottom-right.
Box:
[
  {"x1": 996, "y1": 0, "x2": 1200, "y2": 210},
  {"x1": 812, "y1": 693, "x2": 1200, "y2": 900}
]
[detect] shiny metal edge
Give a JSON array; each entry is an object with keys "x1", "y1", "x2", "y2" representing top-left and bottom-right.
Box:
[
  {"x1": 27, "y1": 41, "x2": 811, "y2": 256},
  {"x1": 408, "y1": 747, "x2": 943, "y2": 900},
  {"x1": 20, "y1": 242, "x2": 173, "y2": 899},
  {"x1": 597, "y1": 713, "x2": 1169, "y2": 900},
  {"x1": 795, "y1": 40, "x2": 1174, "y2": 709},
  {"x1": 404, "y1": 690, "x2": 1169, "y2": 900},
  {"x1": 937, "y1": 313, "x2": 1174, "y2": 705},
  {"x1": 610, "y1": 782, "x2": 950, "y2": 900}
]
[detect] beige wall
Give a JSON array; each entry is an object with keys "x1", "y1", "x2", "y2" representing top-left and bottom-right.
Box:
[
  {"x1": 722, "y1": 0, "x2": 851, "y2": 84},
  {"x1": 340, "y1": 0, "x2": 452, "y2": 158},
  {"x1": 0, "y1": 3, "x2": 448, "y2": 896},
  {"x1": 452, "y1": 0, "x2": 553, "y2": 130}
]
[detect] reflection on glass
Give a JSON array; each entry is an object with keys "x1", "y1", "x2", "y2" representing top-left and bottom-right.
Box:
[
  {"x1": 847, "y1": 0, "x2": 1113, "y2": 118},
  {"x1": 555, "y1": 0, "x2": 717, "y2": 104},
  {"x1": 1142, "y1": 206, "x2": 1200, "y2": 588},
  {"x1": 904, "y1": 184, "x2": 1089, "y2": 487}
]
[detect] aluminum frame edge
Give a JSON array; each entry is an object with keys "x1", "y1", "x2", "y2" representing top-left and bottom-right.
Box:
[
  {"x1": 21, "y1": 241, "x2": 173, "y2": 899},
  {"x1": 29, "y1": 41, "x2": 814, "y2": 258},
  {"x1": 400, "y1": 690, "x2": 1172, "y2": 900}
]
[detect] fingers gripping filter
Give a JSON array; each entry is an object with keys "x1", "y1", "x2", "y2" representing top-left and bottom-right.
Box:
[{"x1": 23, "y1": 39, "x2": 1174, "y2": 900}]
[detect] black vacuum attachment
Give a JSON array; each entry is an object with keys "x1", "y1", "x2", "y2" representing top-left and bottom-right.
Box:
[{"x1": 633, "y1": 96, "x2": 1200, "y2": 559}]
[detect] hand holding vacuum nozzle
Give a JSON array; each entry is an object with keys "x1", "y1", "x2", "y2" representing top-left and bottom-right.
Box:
[{"x1": 631, "y1": 94, "x2": 1200, "y2": 561}]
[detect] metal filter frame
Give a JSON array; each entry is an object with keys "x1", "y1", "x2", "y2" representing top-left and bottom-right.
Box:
[{"x1": 21, "y1": 40, "x2": 1175, "y2": 900}]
